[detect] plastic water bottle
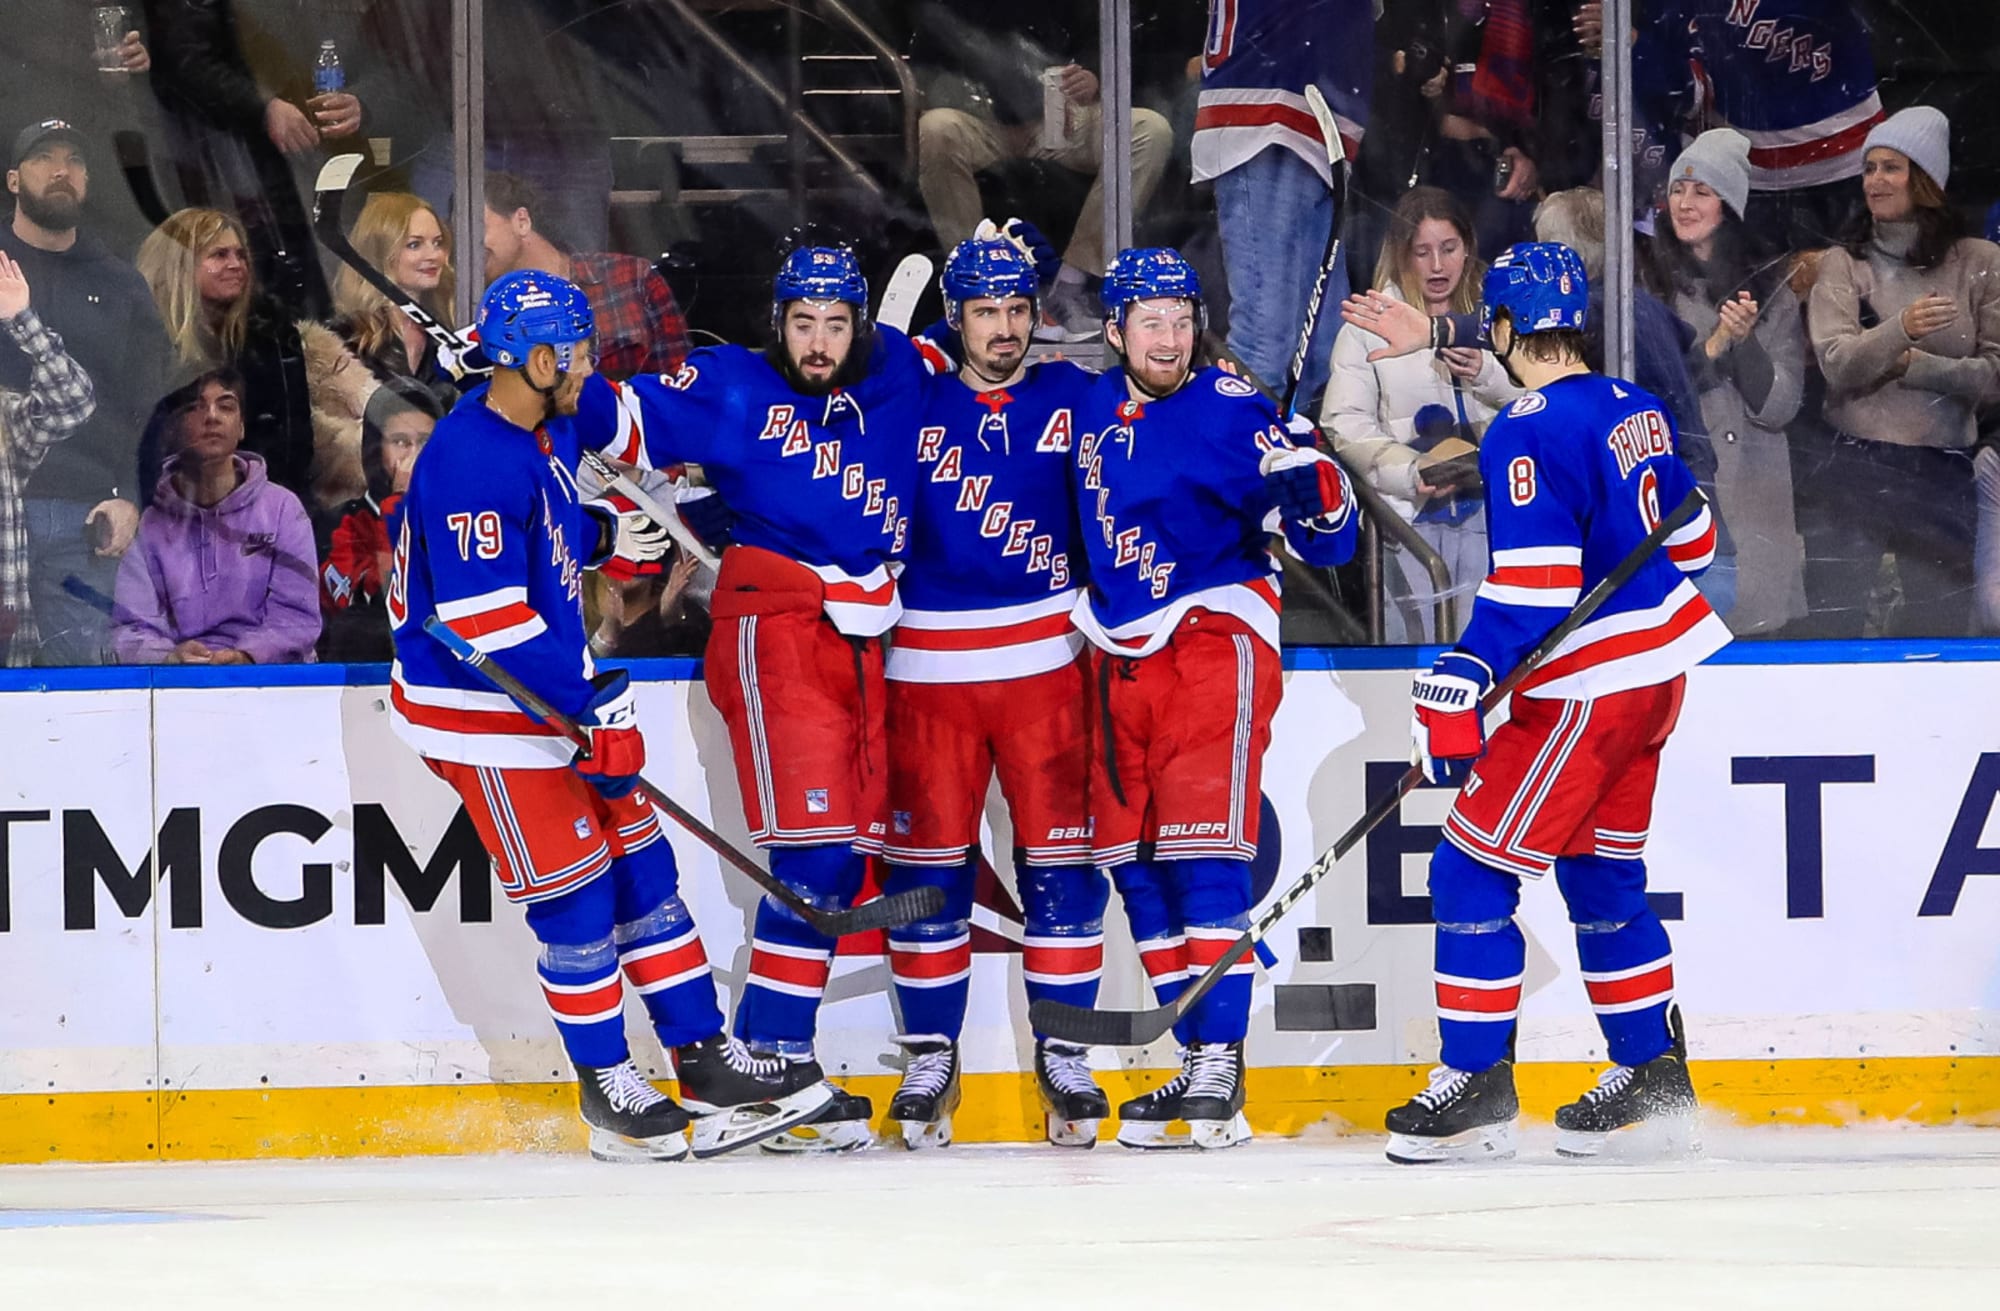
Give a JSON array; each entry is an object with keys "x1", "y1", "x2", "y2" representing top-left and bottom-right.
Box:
[{"x1": 313, "y1": 40, "x2": 345, "y2": 95}]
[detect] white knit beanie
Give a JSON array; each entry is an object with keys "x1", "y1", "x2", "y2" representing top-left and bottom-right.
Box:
[
  {"x1": 1863, "y1": 106, "x2": 1951, "y2": 190},
  {"x1": 1667, "y1": 129, "x2": 1752, "y2": 219}
]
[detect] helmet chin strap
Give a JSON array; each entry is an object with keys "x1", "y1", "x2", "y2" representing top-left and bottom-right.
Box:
[{"x1": 1491, "y1": 317, "x2": 1526, "y2": 389}]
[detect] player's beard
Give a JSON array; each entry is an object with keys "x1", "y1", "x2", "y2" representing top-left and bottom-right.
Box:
[
  {"x1": 1122, "y1": 352, "x2": 1192, "y2": 400},
  {"x1": 964, "y1": 333, "x2": 1026, "y2": 387},
  {"x1": 774, "y1": 330, "x2": 871, "y2": 397},
  {"x1": 17, "y1": 181, "x2": 81, "y2": 232}
]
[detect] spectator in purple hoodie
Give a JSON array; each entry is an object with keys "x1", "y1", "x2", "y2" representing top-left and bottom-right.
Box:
[{"x1": 111, "y1": 369, "x2": 320, "y2": 664}]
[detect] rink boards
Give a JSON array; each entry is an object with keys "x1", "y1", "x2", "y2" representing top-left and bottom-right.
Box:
[{"x1": 2, "y1": 644, "x2": 1998, "y2": 1162}]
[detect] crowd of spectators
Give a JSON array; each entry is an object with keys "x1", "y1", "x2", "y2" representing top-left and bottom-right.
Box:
[{"x1": 0, "y1": 0, "x2": 1995, "y2": 668}]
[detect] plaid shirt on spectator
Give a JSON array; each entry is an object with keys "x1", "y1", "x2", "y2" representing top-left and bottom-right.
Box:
[
  {"x1": 1, "y1": 310, "x2": 97, "y2": 665},
  {"x1": 569, "y1": 251, "x2": 691, "y2": 381}
]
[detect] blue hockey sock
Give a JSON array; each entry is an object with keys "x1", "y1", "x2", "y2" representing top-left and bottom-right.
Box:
[
  {"x1": 1021, "y1": 861, "x2": 1110, "y2": 1034},
  {"x1": 731, "y1": 843, "x2": 862, "y2": 1056},
  {"x1": 525, "y1": 875, "x2": 628, "y2": 1070},
  {"x1": 1557, "y1": 855, "x2": 1676, "y2": 1067},
  {"x1": 609, "y1": 832, "x2": 723, "y2": 1050},
  {"x1": 1167, "y1": 857, "x2": 1253, "y2": 1046},
  {"x1": 883, "y1": 857, "x2": 975, "y2": 1039},
  {"x1": 1429, "y1": 842, "x2": 1526, "y2": 1073},
  {"x1": 1110, "y1": 859, "x2": 1191, "y2": 1041}
]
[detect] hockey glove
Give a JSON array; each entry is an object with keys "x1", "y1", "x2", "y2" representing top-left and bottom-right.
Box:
[
  {"x1": 976, "y1": 216, "x2": 1061, "y2": 289},
  {"x1": 676, "y1": 485, "x2": 735, "y2": 550},
  {"x1": 574, "y1": 669, "x2": 646, "y2": 797},
  {"x1": 587, "y1": 492, "x2": 672, "y2": 581},
  {"x1": 1410, "y1": 651, "x2": 1493, "y2": 787},
  {"x1": 1260, "y1": 440, "x2": 1351, "y2": 532}
]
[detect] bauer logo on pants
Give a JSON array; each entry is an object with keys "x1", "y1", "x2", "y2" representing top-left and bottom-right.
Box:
[{"x1": 805, "y1": 789, "x2": 829, "y2": 814}]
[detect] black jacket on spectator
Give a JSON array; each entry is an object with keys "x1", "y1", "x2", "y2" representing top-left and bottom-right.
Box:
[{"x1": 0, "y1": 225, "x2": 171, "y2": 506}]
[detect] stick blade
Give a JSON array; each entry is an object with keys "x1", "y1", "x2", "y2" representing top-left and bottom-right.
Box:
[
  {"x1": 1028, "y1": 997, "x2": 1178, "y2": 1049},
  {"x1": 1302, "y1": 84, "x2": 1346, "y2": 167},
  {"x1": 822, "y1": 884, "x2": 946, "y2": 935},
  {"x1": 314, "y1": 153, "x2": 366, "y2": 197},
  {"x1": 876, "y1": 254, "x2": 933, "y2": 333}
]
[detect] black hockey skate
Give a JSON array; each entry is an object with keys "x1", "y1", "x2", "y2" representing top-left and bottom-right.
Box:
[
  {"x1": 1384, "y1": 1060, "x2": 1520, "y2": 1165},
  {"x1": 1554, "y1": 1007, "x2": 1699, "y2": 1159},
  {"x1": 757, "y1": 1054, "x2": 877, "y2": 1155},
  {"x1": 1115, "y1": 1047, "x2": 1196, "y2": 1150},
  {"x1": 886, "y1": 1036, "x2": 961, "y2": 1150},
  {"x1": 575, "y1": 1060, "x2": 690, "y2": 1163},
  {"x1": 1178, "y1": 1041, "x2": 1251, "y2": 1150},
  {"x1": 671, "y1": 1034, "x2": 835, "y2": 1159},
  {"x1": 1035, "y1": 1040, "x2": 1108, "y2": 1148}
]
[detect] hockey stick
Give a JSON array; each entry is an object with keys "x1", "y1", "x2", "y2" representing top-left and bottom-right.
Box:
[
  {"x1": 877, "y1": 254, "x2": 933, "y2": 333},
  {"x1": 579, "y1": 452, "x2": 723, "y2": 573},
  {"x1": 423, "y1": 617, "x2": 944, "y2": 936},
  {"x1": 1277, "y1": 85, "x2": 1351, "y2": 421},
  {"x1": 1029, "y1": 491, "x2": 1708, "y2": 1047},
  {"x1": 312, "y1": 154, "x2": 470, "y2": 371},
  {"x1": 311, "y1": 155, "x2": 722, "y2": 572},
  {"x1": 114, "y1": 131, "x2": 171, "y2": 228}
]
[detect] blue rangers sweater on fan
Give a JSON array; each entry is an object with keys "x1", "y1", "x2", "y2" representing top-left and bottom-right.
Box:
[
  {"x1": 1649, "y1": 0, "x2": 1882, "y2": 190},
  {"x1": 1072, "y1": 367, "x2": 1355, "y2": 657},
  {"x1": 387, "y1": 386, "x2": 610, "y2": 769},
  {"x1": 1192, "y1": 0, "x2": 1373, "y2": 184},
  {"x1": 892, "y1": 358, "x2": 1099, "y2": 685},
  {"x1": 1460, "y1": 373, "x2": 1730, "y2": 703},
  {"x1": 571, "y1": 326, "x2": 938, "y2": 636}
]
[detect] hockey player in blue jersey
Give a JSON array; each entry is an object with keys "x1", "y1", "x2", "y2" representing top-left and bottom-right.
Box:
[
  {"x1": 564, "y1": 245, "x2": 938, "y2": 1153},
  {"x1": 387, "y1": 271, "x2": 833, "y2": 1161},
  {"x1": 1074, "y1": 248, "x2": 1356, "y2": 1149},
  {"x1": 1386, "y1": 244, "x2": 1730, "y2": 1164},
  {"x1": 878, "y1": 236, "x2": 1111, "y2": 1149}
]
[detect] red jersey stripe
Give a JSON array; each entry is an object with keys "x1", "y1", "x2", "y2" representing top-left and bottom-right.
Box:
[
  {"x1": 891, "y1": 611, "x2": 1076, "y2": 652},
  {"x1": 445, "y1": 600, "x2": 542, "y2": 640}
]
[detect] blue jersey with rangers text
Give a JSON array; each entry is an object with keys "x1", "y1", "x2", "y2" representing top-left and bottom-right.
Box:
[
  {"x1": 1072, "y1": 367, "x2": 1354, "y2": 657},
  {"x1": 573, "y1": 327, "x2": 932, "y2": 635},
  {"x1": 1653, "y1": 0, "x2": 1882, "y2": 189},
  {"x1": 387, "y1": 387, "x2": 604, "y2": 769},
  {"x1": 1461, "y1": 373, "x2": 1730, "y2": 701},
  {"x1": 891, "y1": 359, "x2": 1098, "y2": 684},
  {"x1": 1193, "y1": 0, "x2": 1373, "y2": 183}
]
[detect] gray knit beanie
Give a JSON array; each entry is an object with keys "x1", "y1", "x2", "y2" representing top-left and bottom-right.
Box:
[
  {"x1": 1666, "y1": 129, "x2": 1752, "y2": 219},
  {"x1": 1863, "y1": 106, "x2": 1951, "y2": 190}
]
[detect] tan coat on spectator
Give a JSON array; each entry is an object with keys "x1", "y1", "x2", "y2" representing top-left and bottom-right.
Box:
[
  {"x1": 299, "y1": 319, "x2": 380, "y2": 511},
  {"x1": 1809, "y1": 231, "x2": 2000, "y2": 451}
]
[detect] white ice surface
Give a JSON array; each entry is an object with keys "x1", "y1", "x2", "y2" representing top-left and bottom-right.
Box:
[{"x1": 4, "y1": 1125, "x2": 1998, "y2": 1309}]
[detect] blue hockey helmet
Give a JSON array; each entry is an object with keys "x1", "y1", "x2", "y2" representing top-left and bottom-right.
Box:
[
  {"x1": 1101, "y1": 246, "x2": 1205, "y2": 330},
  {"x1": 1480, "y1": 242, "x2": 1590, "y2": 342},
  {"x1": 941, "y1": 237, "x2": 1040, "y2": 328},
  {"x1": 478, "y1": 269, "x2": 595, "y2": 371},
  {"x1": 773, "y1": 245, "x2": 870, "y2": 321}
]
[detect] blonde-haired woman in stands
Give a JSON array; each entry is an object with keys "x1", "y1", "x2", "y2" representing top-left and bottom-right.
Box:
[
  {"x1": 330, "y1": 192, "x2": 460, "y2": 398},
  {"x1": 135, "y1": 208, "x2": 315, "y2": 502},
  {"x1": 1323, "y1": 186, "x2": 1516, "y2": 642}
]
